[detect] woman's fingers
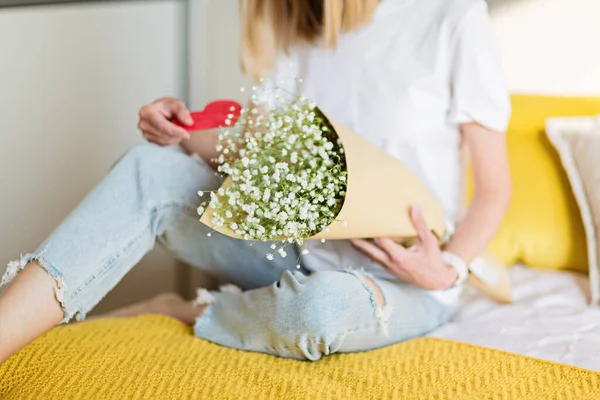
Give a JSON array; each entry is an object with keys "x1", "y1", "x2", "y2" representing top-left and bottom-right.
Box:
[
  {"x1": 144, "y1": 132, "x2": 177, "y2": 146},
  {"x1": 373, "y1": 238, "x2": 402, "y2": 252},
  {"x1": 139, "y1": 121, "x2": 170, "y2": 145},
  {"x1": 374, "y1": 238, "x2": 408, "y2": 259},
  {"x1": 152, "y1": 135, "x2": 180, "y2": 146},
  {"x1": 410, "y1": 205, "x2": 437, "y2": 249},
  {"x1": 138, "y1": 98, "x2": 191, "y2": 145},
  {"x1": 156, "y1": 98, "x2": 193, "y2": 131},
  {"x1": 139, "y1": 121, "x2": 180, "y2": 146},
  {"x1": 349, "y1": 239, "x2": 391, "y2": 267},
  {"x1": 148, "y1": 111, "x2": 190, "y2": 140},
  {"x1": 171, "y1": 101, "x2": 194, "y2": 126}
]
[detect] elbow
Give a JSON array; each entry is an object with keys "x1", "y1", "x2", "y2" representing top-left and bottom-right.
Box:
[
  {"x1": 493, "y1": 180, "x2": 513, "y2": 214},
  {"x1": 501, "y1": 182, "x2": 512, "y2": 212},
  {"x1": 474, "y1": 179, "x2": 512, "y2": 214}
]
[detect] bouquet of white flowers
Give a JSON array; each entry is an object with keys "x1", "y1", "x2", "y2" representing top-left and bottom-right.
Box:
[
  {"x1": 198, "y1": 88, "x2": 446, "y2": 260},
  {"x1": 197, "y1": 93, "x2": 347, "y2": 258}
]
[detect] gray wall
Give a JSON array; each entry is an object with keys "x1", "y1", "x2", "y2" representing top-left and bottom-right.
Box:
[{"x1": 0, "y1": 0, "x2": 187, "y2": 313}]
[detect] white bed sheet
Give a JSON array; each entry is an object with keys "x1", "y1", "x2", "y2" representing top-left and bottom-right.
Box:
[{"x1": 428, "y1": 265, "x2": 600, "y2": 371}]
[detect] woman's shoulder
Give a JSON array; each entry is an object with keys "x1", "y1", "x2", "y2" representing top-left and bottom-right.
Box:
[
  {"x1": 388, "y1": 0, "x2": 487, "y2": 25},
  {"x1": 441, "y1": 0, "x2": 489, "y2": 20},
  {"x1": 411, "y1": 0, "x2": 484, "y2": 12}
]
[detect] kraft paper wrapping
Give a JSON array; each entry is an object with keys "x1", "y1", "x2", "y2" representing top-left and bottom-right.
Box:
[
  {"x1": 200, "y1": 111, "x2": 446, "y2": 243},
  {"x1": 199, "y1": 109, "x2": 512, "y2": 303},
  {"x1": 468, "y1": 252, "x2": 512, "y2": 304}
]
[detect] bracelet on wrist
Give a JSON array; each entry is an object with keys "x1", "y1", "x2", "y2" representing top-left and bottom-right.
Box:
[{"x1": 440, "y1": 251, "x2": 469, "y2": 287}]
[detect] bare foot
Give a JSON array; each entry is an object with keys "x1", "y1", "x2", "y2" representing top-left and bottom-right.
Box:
[{"x1": 93, "y1": 293, "x2": 207, "y2": 325}]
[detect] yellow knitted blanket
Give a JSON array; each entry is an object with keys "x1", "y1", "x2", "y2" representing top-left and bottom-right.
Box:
[{"x1": 1, "y1": 315, "x2": 599, "y2": 399}]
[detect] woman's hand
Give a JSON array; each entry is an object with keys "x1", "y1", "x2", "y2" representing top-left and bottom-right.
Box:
[
  {"x1": 138, "y1": 97, "x2": 193, "y2": 146},
  {"x1": 350, "y1": 206, "x2": 458, "y2": 291}
]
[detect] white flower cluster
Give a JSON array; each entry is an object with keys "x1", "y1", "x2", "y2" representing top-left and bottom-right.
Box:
[{"x1": 197, "y1": 93, "x2": 348, "y2": 260}]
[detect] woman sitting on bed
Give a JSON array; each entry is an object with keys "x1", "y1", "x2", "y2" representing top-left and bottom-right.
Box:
[{"x1": 0, "y1": 0, "x2": 511, "y2": 363}]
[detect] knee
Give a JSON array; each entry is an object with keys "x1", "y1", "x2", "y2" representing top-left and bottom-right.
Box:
[
  {"x1": 115, "y1": 143, "x2": 183, "y2": 192},
  {"x1": 117, "y1": 143, "x2": 213, "y2": 184},
  {"x1": 267, "y1": 271, "x2": 381, "y2": 360},
  {"x1": 278, "y1": 271, "x2": 369, "y2": 333},
  {"x1": 107, "y1": 143, "x2": 176, "y2": 211},
  {"x1": 117, "y1": 142, "x2": 165, "y2": 173}
]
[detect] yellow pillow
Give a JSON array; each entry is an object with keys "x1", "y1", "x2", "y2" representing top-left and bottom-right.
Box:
[{"x1": 467, "y1": 95, "x2": 600, "y2": 273}]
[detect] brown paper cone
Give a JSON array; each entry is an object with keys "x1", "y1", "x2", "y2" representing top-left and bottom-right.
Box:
[
  {"x1": 467, "y1": 252, "x2": 512, "y2": 304},
  {"x1": 200, "y1": 110, "x2": 447, "y2": 243}
]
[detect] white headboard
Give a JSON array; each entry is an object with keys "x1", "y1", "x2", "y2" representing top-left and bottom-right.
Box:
[{"x1": 489, "y1": 0, "x2": 600, "y2": 96}]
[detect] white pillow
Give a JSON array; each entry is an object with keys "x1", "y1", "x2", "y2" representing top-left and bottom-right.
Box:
[{"x1": 547, "y1": 116, "x2": 600, "y2": 306}]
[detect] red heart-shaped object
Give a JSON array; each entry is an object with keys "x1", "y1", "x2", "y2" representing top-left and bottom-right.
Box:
[{"x1": 174, "y1": 100, "x2": 242, "y2": 131}]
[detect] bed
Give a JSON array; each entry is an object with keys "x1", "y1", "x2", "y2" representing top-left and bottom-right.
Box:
[
  {"x1": 430, "y1": 265, "x2": 600, "y2": 371},
  {"x1": 3, "y1": 266, "x2": 600, "y2": 399},
  {"x1": 3, "y1": 94, "x2": 600, "y2": 398}
]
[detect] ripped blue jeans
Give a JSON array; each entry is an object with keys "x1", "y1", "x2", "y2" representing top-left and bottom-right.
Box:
[{"x1": 2, "y1": 143, "x2": 453, "y2": 361}]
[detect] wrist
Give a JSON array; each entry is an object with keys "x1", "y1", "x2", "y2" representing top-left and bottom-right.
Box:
[
  {"x1": 440, "y1": 265, "x2": 459, "y2": 289},
  {"x1": 440, "y1": 251, "x2": 469, "y2": 288},
  {"x1": 417, "y1": 259, "x2": 459, "y2": 291}
]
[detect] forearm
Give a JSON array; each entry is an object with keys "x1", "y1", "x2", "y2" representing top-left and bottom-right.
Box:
[
  {"x1": 445, "y1": 121, "x2": 512, "y2": 265},
  {"x1": 181, "y1": 101, "x2": 263, "y2": 170},
  {"x1": 444, "y1": 189, "x2": 511, "y2": 264},
  {"x1": 180, "y1": 129, "x2": 220, "y2": 170}
]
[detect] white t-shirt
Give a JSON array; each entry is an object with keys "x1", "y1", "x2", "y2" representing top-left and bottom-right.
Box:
[{"x1": 264, "y1": 0, "x2": 511, "y2": 302}]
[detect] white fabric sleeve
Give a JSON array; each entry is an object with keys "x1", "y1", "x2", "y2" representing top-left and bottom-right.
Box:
[{"x1": 447, "y1": 2, "x2": 511, "y2": 133}]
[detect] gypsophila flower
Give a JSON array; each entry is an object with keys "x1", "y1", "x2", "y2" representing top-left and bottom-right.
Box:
[{"x1": 198, "y1": 88, "x2": 348, "y2": 260}]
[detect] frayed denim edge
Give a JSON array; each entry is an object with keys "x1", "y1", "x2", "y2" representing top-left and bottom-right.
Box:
[
  {"x1": 2, "y1": 253, "x2": 74, "y2": 323},
  {"x1": 193, "y1": 284, "x2": 242, "y2": 307},
  {"x1": 343, "y1": 267, "x2": 392, "y2": 336},
  {"x1": 193, "y1": 284, "x2": 243, "y2": 337},
  {"x1": 193, "y1": 288, "x2": 216, "y2": 306},
  {"x1": 193, "y1": 289, "x2": 217, "y2": 338}
]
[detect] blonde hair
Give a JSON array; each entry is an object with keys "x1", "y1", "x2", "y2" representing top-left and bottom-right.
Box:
[{"x1": 241, "y1": 0, "x2": 380, "y2": 79}]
